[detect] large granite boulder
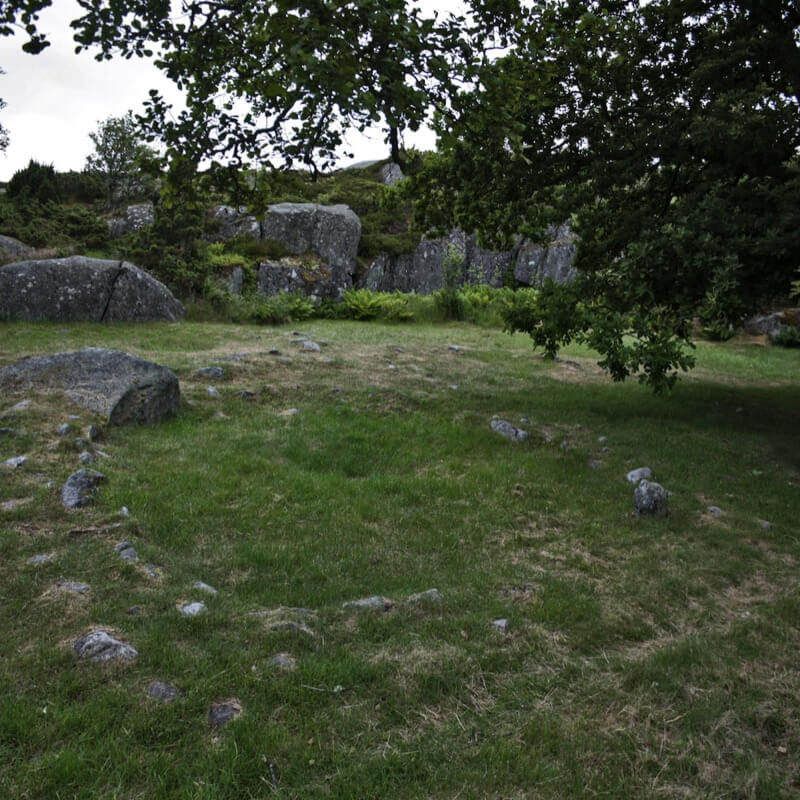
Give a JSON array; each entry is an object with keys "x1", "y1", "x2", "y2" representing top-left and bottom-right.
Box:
[
  {"x1": 744, "y1": 310, "x2": 800, "y2": 341},
  {"x1": 514, "y1": 224, "x2": 577, "y2": 287},
  {"x1": 0, "y1": 256, "x2": 184, "y2": 322},
  {"x1": 108, "y1": 202, "x2": 155, "y2": 237},
  {"x1": 207, "y1": 205, "x2": 261, "y2": 242},
  {"x1": 262, "y1": 203, "x2": 361, "y2": 274},
  {"x1": 258, "y1": 257, "x2": 353, "y2": 301},
  {"x1": 0, "y1": 348, "x2": 180, "y2": 425},
  {"x1": 0, "y1": 234, "x2": 33, "y2": 262}
]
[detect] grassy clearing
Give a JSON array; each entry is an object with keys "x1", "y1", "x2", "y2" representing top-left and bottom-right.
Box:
[{"x1": 1, "y1": 320, "x2": 799, "y2": 799}]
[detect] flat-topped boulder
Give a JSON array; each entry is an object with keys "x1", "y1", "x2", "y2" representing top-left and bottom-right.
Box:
[
  {"x1": 107, "y1": 202, "x2": 155, "y2": 237},
  {"x1": 262, "y1": 203, "x2": 361, "y2": 274},
  {"x1": 0, "y1": 256, "x2": 184, "y2": 322},
  {"x1": 0, "y1": 348, "x2": 180, "y2": 425}
]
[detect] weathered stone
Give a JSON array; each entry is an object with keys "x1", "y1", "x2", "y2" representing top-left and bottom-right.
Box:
[
  {"x1": 147, "y1": 681, "x2": 180, "y2": 702},
  {"x1": 74, "y1": 630, "x2": 138, "y2": 662},
  {"x1": 107, "y1": 202, "x2": 155, "y2": 237},
  {"x1": 206, "y1": 386, "x2": 220, "y2": 398},
  {"x1": 634, "y1": 480, "x2": 669, "y2": 517},
  {"x1": 744, "y1": 312, "x2": 786, "y2": 339},
  {"x1": 301, "y1": 340, "x2": 321, "y2": 352},
  {"x1": 407, "y1": 588, "x2": 442, "y2": 604},
  {"x1": 79, "y1": 451, "x2": 95, "y2": 465},
  {"x1": 85, "y1": 425, "x2": 100, "y2": 441},
  {"x1": 209, "y1": 700, "x2": 242, "y2": 729},
  {"x1": 62, "y1": 469, "x2": 106, "y2": 509},
  {"x1": 194, "y1": 367, "x2": 224, "y2": 379},
  {"x1": 258, "y1": 258, "x2": 353, "y2": 300},
  {"x1": 193, "y1": 580, "x2": 218, "y2": 595},
  {"x1": 207, "y1": 205, "x2": 260, "y2": 242},
  {"x1": 0, "y1": 256, "x2": 183, "y2": 322},
  {"x1": 490, "y1": 419, "x2": 528, "y2": 442},
  {"x1": 228, "y1": 266, "x2": 244, "y2": 295},
  {"x1": 2, "y1": 455, "x2": 27, "y2": 468},
  {"x1": 27, "y1": 553, "x2": 53, "y2": 565},
  {"x1": 626, "y1": 467, "x2": 653, "y2": 485},
  {"x1": 707, "y1": 506, "x2": 723, "y2": 517},
  {"x1": 758, "y1": 519, "x2": 773, "y2": 531},
  {"x1": 492, "y1": 618, "x2": 510, "y2": 633},
  {"x1": 0, "y1": 234, "x2": 33, "y2": 261},
  {"x1": 0, "y1": 348, "x2": 180, "y2": 425},
  {"x1": 342, "y1": 596, "x2": 393, "y2": 611},
  {"x1": 179, "y1": 601, "x2": 206, "y2": 617}
]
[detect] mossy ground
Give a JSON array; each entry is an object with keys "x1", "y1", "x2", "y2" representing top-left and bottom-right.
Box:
[{"x1": 1, "y1": 320, "x2": 799, "y2": 799}]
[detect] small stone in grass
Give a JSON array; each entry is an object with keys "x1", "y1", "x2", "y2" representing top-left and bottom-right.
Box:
[
  {"x1": 3, "y1": 455, "x2": 27, "y2": 468},
  {"x1": 79, "y1": 451, "x2": 95, "y2": 465},
  {"x1": 195, "y1": 366, "x2": 224, "y2": 379},
  {"x1": 207, "y1": 386, "x2": 220, "y2": 398},
  {"x1": 28, "y1": 553, "x2": 53, "y2": 565},
  {"x1": 707, "y1": 505, "x2": 723, "y2": 517},
  {"x1": 301, "y1": 340, "x2": 321, "y2": 352},
  {"x1": 280, "y1": 408, "x2": 300, "y2": 417},
  {"x1": 74, "y1": 630, "x2": 138, "y2": 662},
  {"x1": 342, "y1": 596, "x2": 393, "y2": 611},
  {"x1": 758, "y1": 520, "x2": 773, "y2": 531},
  {"x1": 634, "y1": 480, "x2": 669, "y2": 517},
  {"x1": 193, "y1": 580, "x2": 218, "y2": 595},
  {"x1": 490, "y1": 419, "x2": 527, "y2": 442},
  {"x1": 57, "y1": 423, "x2": 72, "y2": 436},
  {"x1": 59, "y1": 581, "x2": 90, "y2": 593},
  {"x1": 492, "y1": 618, "x2": 510, "y2": 634},
  {"x1": 268, "y1": 653, "x2": 297, "y2": 671},
  {"x1": 61, "y1": 469, "x2": 106, "y2": 509},
  {"x1": 115, "y1": 541, "x2": 138, "y2": 562},
  {"x1": 407, "y1": 588, "x2": 442, "y2": 604},
  {"x1": 209, "y1": 700, "x2": 242, "y2": 729},
  {"x1": 626, "y1": 467, "x2": 653, "y2": 484},
  {"x1": 179, "y1": 601, "x2": 206, "y2": 617},
  {"x1": 147, "y1": 681, "x2": 180, "y2": 702}
]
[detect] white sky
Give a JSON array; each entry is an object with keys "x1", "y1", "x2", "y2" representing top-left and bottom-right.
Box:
[{"x1": 0, "y1": 0, "x2": 452, "y2": 181}]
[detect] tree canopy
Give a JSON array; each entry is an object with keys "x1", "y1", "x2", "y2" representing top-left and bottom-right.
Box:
[{"x1": 411, "y1": 0, "x2": 800, "y2": 389}]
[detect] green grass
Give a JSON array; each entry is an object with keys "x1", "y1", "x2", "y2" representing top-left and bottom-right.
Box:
[{"x1": 1, "y1": 320, "x2": 799, "y2": 799}]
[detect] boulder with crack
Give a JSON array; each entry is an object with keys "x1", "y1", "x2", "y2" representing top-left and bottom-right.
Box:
[{"x1": 0, "y1": 256, "x2": 184, "y2": 322}]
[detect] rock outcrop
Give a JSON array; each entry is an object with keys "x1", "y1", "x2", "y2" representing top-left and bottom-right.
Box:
[
  {"x1": 359, "y1": 226, "x2": 575, "y2": 293},
  {"x1": 107, "y1": 202, "x2": 155, "y2": 237},
  {"x1": 207, "y1": 205, "x2": 261, "y2": 242},
  {"x1": 0, "y1": 256, "x2": 184, "y2": 322},
  {"x1": 0, "y1": 348, "x2": 180, "y2": 425}
]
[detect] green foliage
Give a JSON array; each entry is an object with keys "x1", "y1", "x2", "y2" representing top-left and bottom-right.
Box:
[
  {"x1": 56, "y1": 170, "x2": 105, "y2": 204},
  {"x1": 434, "y1": 243, "x2": 467, "y2": 320},
  {"x1": 772, "y1": 325, "x2": 800, "y2": 348},
  {"x1": 252, "y1": 292, "x2": 315, "y2": 325},
  {"x1": 0, "y1": 67, "x2": 8, "y2": 153},
  {"x1": 340, "y1": 289, "x2": 414, "y2": 321},
  {"x1": 7, "y1": 159, "x2": 61, "y2": 203}
]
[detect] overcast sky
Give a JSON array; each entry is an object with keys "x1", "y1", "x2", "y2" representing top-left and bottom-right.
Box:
[{"x1": 0, "y1": 0, "x2": 446, "y2": 181}]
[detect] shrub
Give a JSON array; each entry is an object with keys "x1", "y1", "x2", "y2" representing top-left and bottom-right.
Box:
[
  {"x1": 7, "y1": 160, "x2": 61, "y2": 203},
  {"x1": 772, "y1": 325, "x2": 800, "y2": 348},
  {"x1": 57, "y1": 171, "x2": 105, "y2": 204},
  {"x1": 252, "y1": 292, "x2": 315, "y2": 325},
  {"x1": 340, "y1": 289, "x2": 414, "y2": 322}
]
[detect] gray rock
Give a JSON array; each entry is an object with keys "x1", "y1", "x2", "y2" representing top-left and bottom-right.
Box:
[
  {"x1": 179, "y1": 601, "x2": 206, "y2": 617},
  {"x1": 115, "y1": 541, "x2": 139, "y2": 562},
  {"x1": 194, "y1": 367, "x2": 225, "y2": 379},
  {"x1": 0, "y1": 256, "x2": 183, "y2": 322},
  {"x1": 634, "y1": 480, "x2": 669, "y2": 517},
  {"x1": 10, "y1": 399, "x2": 31, "y2": 411},
  {"x1": 407, "y1": 588, "x2": 442, "y2": 604},
  {"x1": 301, "y1": 340, "x2": 321, "y2": 353},
  {"x1": 448, "y1": 345, "x2": 461, "y2": 352},
  {"x1": 490, "y1": 419, "x2": 528, "y2": 442},
  {"x1": 145, "y1": 564, "x2": 162, "y2": 579},
  {"x1": 706, "y1": 506, "x2": 723, "y2": 517},
  {"x1": 228, "y1": 266, "x2": 244, "y2": 295},
  {"x1": 57, "y1": 423, "x2": 72, "y2": 436},
  {"x1": 513, "y1": 224, "x2": 577, "y2": 287},
  {"x1": 626, "y1": 467, "x2": 653, "y2": 485},
  {"x1": 758, "y1": 519, "x2": 773, "y2": 531},
  {"x1": 74, "y1": 630, "x2": 138, "y2": 662},
  {"x1": 59, "y1": 581, "x2": 90, "y2": 593},
  {"x1": 0, "y1": 234, "x2": 33, "y2": 261},
  {"x1": 267, "y1": 620, "x2": 314, "y2": 635},
  {"x1": 61, "y1": 469, "x2": 106, "y2": 509},
  {"x1": 107, "y1": 202, "x2": 155, "y2": 237},
  {"x1": 0, "y1": 348, "x2": 180, "y2": 425},
  {"x1": 207, "y1": 205, "x2": 260, "y2": 242},
  {"x1": 193, "y1": 580, "x2": 218, "y2": 595},
  {"x1": 206, "y1": 386, "x2": 220, "y2": 398},
  {"x1": 237, "y1": 389, "x2": 256, "y2": 400},
  {"x1": 379, "y1": 162, "x2": 405, "y2": 185},
  {"x1": 744, "y1": 312, "x2": 788, "y2": 340},
  {"x1": 74, "y1": 437, "x2": 90, "y2": 450},
  {"x1": 79, "y1": 451, "x2": 95, "y2": 465},
  {"x1": 262, "y1": 203, "x2": 361, "y2": 274},
  {"x1": 268, "y1": 652, "x2": 297, "y2": 671},
  {"x1": 258, "y1": 258, "x2": 353, "y2": 300},
  {"x1": 342, "y1": 596, "x2": 393, "y2": 611},
  {"x1": 127, "y1": 605, "x2": 142, "y2": 616},
  {"x1": 27, "y1": 553, "x2": 53, "y2": 565},
  {"x1": 85, "y1": 425, "x2": 100, "y2": 441},
  {"x1": 492, "y1": 618, "x2": 510, "y2": 633},
  {"x1": 208, "y1": 700, "x2": 242, "y2": 729},
  {"x1": 147, "y1": 681, "x2": 180, "y2": 702},
  {"x1": 2, "y1": 455, "x2": 27, "y2": 468}
]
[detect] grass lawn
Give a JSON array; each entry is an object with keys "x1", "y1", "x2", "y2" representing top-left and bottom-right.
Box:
[{"x1": 1, "y1": 319, "x2": 799, "y2": 799}]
